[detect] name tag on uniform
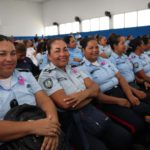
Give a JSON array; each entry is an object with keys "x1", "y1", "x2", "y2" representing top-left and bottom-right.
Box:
[
  {"x1": 90, "y1": 69, "x2": 100, "y2": 74},
  {"x1": 116, "y1": 61, "x2": 125, "y2": 65}
]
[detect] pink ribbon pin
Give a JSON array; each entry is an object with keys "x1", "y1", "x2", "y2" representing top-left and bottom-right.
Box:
[
  {"x1": 100, "y1": 61, "x2": 106, "y2": 66},
  {"x1": 18, "y1": 76, "x2": 26, "y2": 85},
  {"x1": 72, "y1": 68, "x2": 78, "y2": 74}
]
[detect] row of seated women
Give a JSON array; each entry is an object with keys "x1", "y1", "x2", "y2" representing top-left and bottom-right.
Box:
[
  {"x1": 38, "y1": 36, "x2": 150, "y2": 150},
  {"x1": 1, "y1": 33, "x2": 150, "y2": 150},
  {"x1": 17, "y1": 34, "x2": 150, "y2": 149}
]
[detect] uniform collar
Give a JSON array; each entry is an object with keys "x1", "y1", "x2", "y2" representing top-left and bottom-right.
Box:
[
  {"x1": 99, "y1": 44, "x2": 106, "y2": 48},
  {"x1": 83, "y1": 57, "x2": 105, "y2": 66},
  {"x1": 68, "y1": 47, "x2": 75, "y2": 51},
  {"x1": 83, "y1": 57, "x2": 92, "y2": 66},
  {"x1": 48, "y1": 62, "x2": 57, "y2": 70},
  {"x1": 112, "y1": 52, "x2": 125, "y2": 59},
  {"x1": 111, "y1": 52, "x2": 120, "y2": 58},
  {"x1": 130, "y1": 52, "x2": 139, "y2": 58},
  {"x1": 0, "y1": 70, "x2": 19, "y2": 89},
  {"x1": 68, "y1": 47, "x2": 80, "y2": 51},
  {"x1": 11, "y1": 70, "x2": 22, "y2": 87},
  {"x1": 48, "y1": 62, "x2": 72, "y2": 72},
  {"x1": 140, "y1": 53, "x2": 146, "y2": 57}
]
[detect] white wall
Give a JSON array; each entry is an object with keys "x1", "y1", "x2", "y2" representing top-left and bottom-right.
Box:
[
  {"x1": 0, "y1": 0, "x2": 149, "y2": 36},
  {"x1": 0, "y1": 0, "x2": 44, "y2": 36},
  {"x1": 42, "y1": 0, "x2": 150, "y2": 26}
]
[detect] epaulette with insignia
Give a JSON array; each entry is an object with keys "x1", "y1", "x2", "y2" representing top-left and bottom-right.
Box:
[
  {"x1": 90, "y1": 69, "x2": 100, "y2": 74},
  {"x1": 131, "y1": 55, "x2": 136, "y2": 59},
  {"x1": 16, "y1": 68, "x2": 30, "y2": 72},
  {"x1": 79, "y1": 61, "x2": 85, "y2": 66},
  {"x1": 43, "y1": 68, "x2": 53, "y2": 73},
  {"x1": 139, "y1": 54, "x2": 146, "y2": 59}
]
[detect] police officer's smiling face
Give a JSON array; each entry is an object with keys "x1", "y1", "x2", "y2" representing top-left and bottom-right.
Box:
[
  {"x1": 0, "y1": 41, "x2": 17, "y2": 79},
  {"x1": 48, "y1": 40, "x2": 70, "y2": 69},
  {"x1": 83, "y1": 40, "x2": 99, "y2": 62}
]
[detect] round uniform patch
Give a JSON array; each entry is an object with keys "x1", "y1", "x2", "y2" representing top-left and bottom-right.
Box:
[
  {"x1": 43, "y1": 78, "x2": 53, "y2": 89},
  {"x1": 133, "y1": 62, "x2": 139, "y2": 68}
]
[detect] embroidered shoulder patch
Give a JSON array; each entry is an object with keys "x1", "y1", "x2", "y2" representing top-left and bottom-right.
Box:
[
  {"x1": 133, "y1": 62, "x2": 139, "y2": 68},
  {"x1": 43, "y1": 78, "x2": 53, "y2": 89}
]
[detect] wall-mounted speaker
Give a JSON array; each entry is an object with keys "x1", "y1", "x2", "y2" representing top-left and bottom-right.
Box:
[
  {"x1": 52, "y1": 22, "x2": 59, "y2": 26},
  {"x1": 148, "y1": 2, "x2": 150, "y2": 9},
  {"x1": 74, "y1": 16, "x2": 81, "y2": 23},
  {"x1": 105, "y1": 11, "x2": 111, "y2": 18}
]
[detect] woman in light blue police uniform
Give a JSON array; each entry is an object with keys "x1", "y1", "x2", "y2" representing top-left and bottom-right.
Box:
[
  {"x1": 108, "y1": 35, "x2": 150, "y2": 104},
  {"x1": 38, "y1": 38, "x2": 133, "y2": 150},
  {"x1": 36, "y1": 42, "x2": 48, "y2": 71},
  {"x1": 78, "y1": 37, "x2": 150, "y2": 142},
  {"x1": 64, "y1": 35, "x2": 83, "y2": 67},
  {"x1": 97, "y1": 36, "x2": 112, "y2": 58},
  {"x1": 129, "y1": 38, "x2": 150, "y2": 85},
  {"x1": 143, "y1": 36, "x2": 150, "y2": 58},
  {"x1": 0, "y1": 35, "x2": 60, "y2": 150}
]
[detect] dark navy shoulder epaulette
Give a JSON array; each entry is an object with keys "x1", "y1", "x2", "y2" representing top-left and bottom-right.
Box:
[
  {"x1": 43, "y1": 68, "x2": 53, "y2": 73},
  {"x1": 90, "y1": 68, "x2": 100, "y2": 74},
  {"x1": 16, "y1": 68, "x2": 30, "y2": 72},
  {"x1": 78, "y1": 61, "x2": 85, "y2": 66}
]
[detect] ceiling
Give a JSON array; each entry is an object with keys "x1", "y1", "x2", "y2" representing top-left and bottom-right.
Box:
[{"x1": 15, "y1": 0, "x2": 49, "y2": 3}]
